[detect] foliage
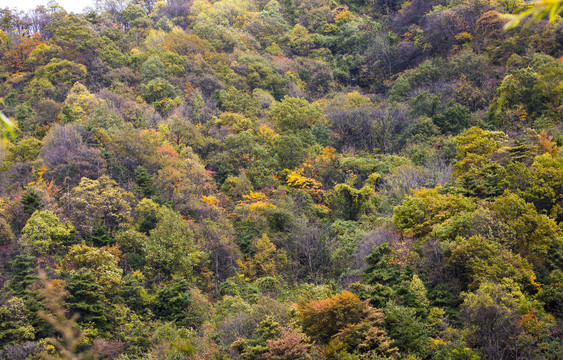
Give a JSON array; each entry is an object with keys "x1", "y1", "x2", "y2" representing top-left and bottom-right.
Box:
[
  {"x1": 20, "y1": 210, "x2": 76, "y2": 256},
  {"x1": 142, "y1": 205, "x2": 206, "y2": 280},
  {"x1": 0, "y1": 0, "x2": 562, "y2": 357}
]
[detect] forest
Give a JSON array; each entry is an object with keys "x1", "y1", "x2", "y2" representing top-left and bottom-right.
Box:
[{"x1": 0, "y1": 0, "x2": 562, "y2": 359}]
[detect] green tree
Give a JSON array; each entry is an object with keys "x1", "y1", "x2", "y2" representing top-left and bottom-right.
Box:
[
  {"x1": 66, "y1": 270, "x2": 109, "y2": 332},
  {"x1": 361, "y1": 242, "x2": 413, "y2": 308},
  {"x1": 274, "y1": 134, "x2": 309, "y2": 170},
  {"x1": 433, "y1": 104, "x2": 470, "y2": 134},
  {"x1": 28, "y1": 58, "x2": 87, "y2": 101},
  {"x1": 217, "y1": 86, "x2": 259, "y2": 117},
  {"x1": 0, "y1": 297, "x2": 35, "y2": 345},
  {"x1": 449, "y1": 235, "x2": 538, "y2": 291},
  {"x1": 143, "y1": 205, "x2": 206, "y2": 280},
  {"x1": 141, "y1": 77, "x2": 182, "y2": 114},
  {"x1": 489, "y1": 191, "x2": 562, "y2": 260},
  {"x1": 268, "y1": 97, "x2": 325, "y2": 133},
  {"x1": 134, "y1": 165, "x2": 157, "y2": 198},
  {"x1": 328, "y1": 180, "x2": 376, "y2": 221},
  {"x1": 392, "y1": 187, "x2": 475, "y2": 239},
  {"x1": 7, "y1": 255, "x2": 37, "y2": 298},
  {"x1": 20, "y1": 210, "x2": 76, "y2": 256},
  {"x1": 154, "y1": 276, "x2": 209, "y2": 327},
  {"x1": 140, "y1": 55, "x2": 166, "y2": 81},
  {"x1": 384, "y1": 302, "x2": 429, "y2": 357},
  {"x1": 460, "y1": 280, "x2": 524, "y2": 359},
  {"x1": 60, "y1": 82, "x2": 101, "y2": 123},
  {"x1": 21, "y1": 188, "x2": 43, "y2": 215}
]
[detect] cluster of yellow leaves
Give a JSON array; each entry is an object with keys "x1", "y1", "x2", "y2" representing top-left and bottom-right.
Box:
[
  {"x1": 257, "y1": 124, "x2": 279, "y2": 145},
  {"x1": 286, "y1": 171, "x2": 322, "y2": 191},
  {"x1": 201, "y1": 195, "x2": 221, "y2": 206},
  {"x1": 345, "y1": 90, "x2": 371, "y2": 108},
  {"x1": 334, "y1": 6, "x2": 353, "y2": 24},
  {"x1": 286, "y1": 169, "x2": 324, "y2": 202},
  {"x1": 237, "y1": 191, "x2": 276, "y2": 213},
  {"x1": 237, "y1": 233, "x2": 287, "y2": 281},
  {"x1": 538, "y1": 130, "x2": 559, "y2": 156}
]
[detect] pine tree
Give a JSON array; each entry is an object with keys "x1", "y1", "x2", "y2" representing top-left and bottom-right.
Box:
[
  {"x1": 8, "y1": 255, "x2": 37, "y2": 298},
  {"x1": 86, "y1": 225, "x2": 113, "y2": 247},
  {"x1": 155, "y1": 276, "x2": 190, "y2": 322},
  {"x1": 21, "y1": 188, "x2": 43, "y2": 215},
  {"x1": 134, "y1": 166, "x2": 156, "y2": 198},
  {"x1": 66, "y1": 270, "x2": 109, "y2": 331}
]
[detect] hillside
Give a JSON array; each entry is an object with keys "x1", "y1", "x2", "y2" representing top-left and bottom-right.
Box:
[{"x1": 0, "y1": 0, "x2": 562, "y2": 359}]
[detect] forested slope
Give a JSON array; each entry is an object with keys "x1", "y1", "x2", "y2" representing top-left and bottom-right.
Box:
[{"x1": 0, "y1": 0, "x2": 562, "y2": 359}]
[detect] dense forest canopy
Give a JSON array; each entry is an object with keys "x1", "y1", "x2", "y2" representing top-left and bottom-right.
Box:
[{"x1": 0, "y1": 0, "x2": 562, "y2": 359}]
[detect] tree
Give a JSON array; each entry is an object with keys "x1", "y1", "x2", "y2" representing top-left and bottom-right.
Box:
[
  {"x1": 217, "y1": 86, "x2": 259, "y2": 117},
  {"x1": 28, "y1": 58, "x2": 87, "y2": 101},
  {"x1": 66, "y1": 270, "x2": 110, "y2": 332},
  {"x1": 383, "y1": 302, "x2": 429, "y2": 357},
  {"x1": 433, "y1": 104, "x2": 470, "y2": 135},
  {"x1": 297, "y1": 290, "x2": 399, "y2": 357},
  {"x1": 328, "y1": 106, "x2": 377, "y2": 152},
  {"x1": 489, "y1": 62, "x2": 563, "y2": 129},
  {"x1": 20, "y1": 210, "x2": 76, "y2": 256},
  {"x1": 297, "y1": 291, "x2": 368, "y2": 343},
  {"x1": 460, "y1": 280, "x2": 527, "y2": 359},
  {"x1": 503, "y1": 154, "x2": 563, "y2": 223},
  {"x1": 328, "y1": 181, "x2": 376, "y2": 221},
  {"x1": 7, "y1": 255, "x2": 37, "y2": 299},
  {"x1": 264, "y1": 331, "x2": 312, "y2": 360},
  {"x1": 118, "y1": 3, "x2": 148, "y2": 29},
  {"x1": 141, "y1": 77, "x2": 182, "y2": 114},
  {"x1": 60, "y1": 82, "x2": 101, "y2": 123},
  {"x1": 392, "y1": 186, "x2": 475, "y2": 239},
  {"x1": 0, "y1": 297, "x2": 35, "y2": 345},
  {"x1": 63, "y1": 175, "x2": 134, "y2": 235},
  {"x1": 21, "y1": 188, "x2": 43, "y2": 215},
  {"x1": 288, "y1": 24, "x2": 315, "y2": 55},
  {"x1": 143, "y1": 205, "x2": 206, "y2": 280},
  {"x1": 154, "y1": 276, "x2": 209, "y2": 327},
  {"x1": 268, "y1": 97, "x2": 324, "y2": 133},
  {"x1": 489, "y1": 191, "x2": 562, "y2": 260},
  {"x1": 361, "y1": 241, "x2": 413, "y2": 308},
  {"x1": 60, "y1": 243, "x2": 123, "y2": 294},
  {"x1": 134, "y1": 165, "x2": 157, "y2": 198},
  {"x1": 0, "y1": 216, "x2": 14, "y2": 247},
  {"x1": 449, "y1": 235, "x2": 538, "y2": 291},
  {"x1": 139, "y1": 55, "x2": 166, "y2": 81},
  {"x1": 237, "y1": 234, "x2": 288, "y2": 281},
  {"x1": 41, "y1": 124, "x2": 106, "y2": 187},
  {"x1": 274, "y1": 134, "x2": 309, "y2": 170}
]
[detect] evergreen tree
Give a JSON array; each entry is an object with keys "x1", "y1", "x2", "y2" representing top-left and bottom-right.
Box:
[
  {"x1": 7, "y1": 255, "x2": 37, "y2": 298},
  {"x1": 86, "y1": 225, "x2": 114, "y2": 247},
  {"x1": 155, "y1": 276, "x2": 190, "y2": 322},
  {"x1": 21, "y1": 188, "x2": 43, "y2": 215},
  {"x1": 66, "y1": 270, "x2": 109, "y2": 331},
  {"x1": 134, "y1": 166, "x2": 156, "y2": 198}
]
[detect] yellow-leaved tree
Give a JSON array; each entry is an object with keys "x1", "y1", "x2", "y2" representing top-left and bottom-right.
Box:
[{"x1": 238, "y1": 233, "x2": 287, "y2": 281}]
